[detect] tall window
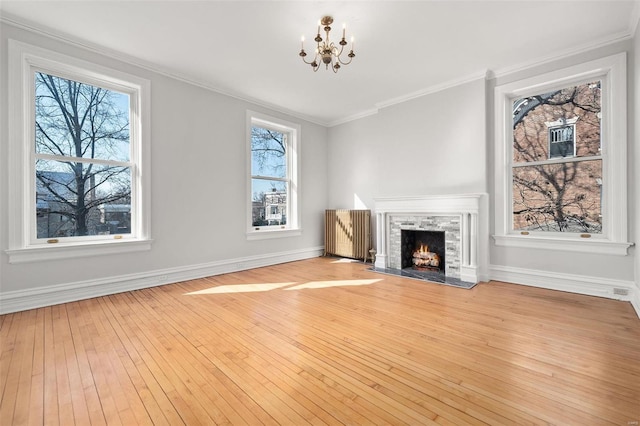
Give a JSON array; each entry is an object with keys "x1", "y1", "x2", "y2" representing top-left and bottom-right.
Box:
[
  {"x1": 247, "y1": 112, "x2": 300, "y2": 238},
  {"x1": 7, "y1": 40, "x2": 151, "y2": 263},
  {"x1": 512, "y1": 82, "x2": 601, "y2": 233},
  {"x1": 35, "y1": 72, "x2": 133, "y2": 240},
  {"x1": 493, "y1": 53, "x2": 630, "y2": 255}
]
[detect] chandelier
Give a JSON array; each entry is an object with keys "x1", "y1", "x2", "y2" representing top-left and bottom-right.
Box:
[{"x1": 299, "y1": 16, "x2": 355, "y2": 73}]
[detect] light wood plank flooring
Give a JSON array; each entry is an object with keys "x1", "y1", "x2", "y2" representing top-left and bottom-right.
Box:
[{"x1": 1, "y1": 257, "x2": 639, "y2": 425}]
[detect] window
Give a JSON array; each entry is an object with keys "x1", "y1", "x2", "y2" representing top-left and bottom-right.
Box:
[
  {"x1": 548, "y1": 119, "x2": 577, "y2": 159},
  {"x1": 493, "y1": 53, "x2": 631, "y2": 255},
  {"x1": 7, "y1": 40, "x2": 151, "y2": 263},
  {"x1": 512, "y1": 83, "x2": 600, "y2": 233},
  {"x1": 247, "y1": 111, "x2": 300, "y2": 239}
]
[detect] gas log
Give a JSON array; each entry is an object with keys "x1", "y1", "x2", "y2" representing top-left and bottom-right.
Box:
[{"x1": 412, "y1": 244, "x2": 441, "y2": 268}]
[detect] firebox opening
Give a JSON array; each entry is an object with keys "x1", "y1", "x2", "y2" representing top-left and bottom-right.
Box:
[{"x1": 401, "y1": 230, "x2": 446, "y2": 274}]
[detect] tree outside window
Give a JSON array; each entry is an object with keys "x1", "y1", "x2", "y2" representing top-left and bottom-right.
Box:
[
  {"x1": 35, "y1": 72, "x2": 132, "y2": 239},
  {"x1": 251, "y1": 125, "x2": 289, "y2": 228},
  {"x1": 511, "y1": 81, "x2": 602, "y2": 234}
]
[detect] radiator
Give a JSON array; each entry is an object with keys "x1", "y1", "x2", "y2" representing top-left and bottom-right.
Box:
[{"x1": 324, "y1": 209, "x2": 371, "y2": 261}]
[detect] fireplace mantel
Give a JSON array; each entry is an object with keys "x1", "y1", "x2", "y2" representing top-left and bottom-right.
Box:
[{"x1": 373, "y1": 194, "x2": 488, "y2": 283}]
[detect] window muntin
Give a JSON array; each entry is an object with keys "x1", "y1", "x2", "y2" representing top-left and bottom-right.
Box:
[
  {"x1": 34, "y1": 72, "x2": 133, "y2": 241},
  {"x1": 511, "y1": 81, "x2": 602, "y2": 234},
  {"x1": 247, "y1": 112, "x2": 299, "y2": 237}
]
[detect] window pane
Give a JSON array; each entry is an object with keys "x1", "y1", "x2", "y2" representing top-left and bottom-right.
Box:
[
  {"x1": 35, "y1": 72, "x2": 130, "y2": 162},
  {"x1": 251, "y1": 179, "x2": 287, "y2": 227},
  {"x1": 512, "y1": 160, "x2": 602, "y2": 233},
  {"x1": 513, "y1": 81, "x2": 601, "y2": 163},
  {"x1": 251, "y1": 126, "x2": 286, "y2": 178},
  {"x1": 36, "y1": 159, "x2": 131, "y2": 238}
]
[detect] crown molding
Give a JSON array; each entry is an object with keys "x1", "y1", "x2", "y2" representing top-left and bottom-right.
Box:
[
  {"x1": 327, "y1": 107, "x2": 379, "y2": 127},
  {"x1": 374, "y1": 70, "x2": 489, "y2": 111},
  {"x1": 491, "y1": 27, "x2": 634, "y2": 81},
  {"x1": 630, "y1": 1, "x2": 640, "y2": 37},
  {"x1": 1, "y1": 8, "x2": 636, "y2": 130},
  {"x1": 0, "y1": 13, "x2": 330, "y2": 127}
]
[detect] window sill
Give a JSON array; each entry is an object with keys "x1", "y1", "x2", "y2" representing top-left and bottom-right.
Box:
[
  {"x1": 246, "y1": 228, "x2": 302, "y2": 240},
  {"x1": 492, "y1": 234, "x2": 633, "y2": 255},
  {"x1": 6, "y1": 238, "x2": 153, "y2": 264}
]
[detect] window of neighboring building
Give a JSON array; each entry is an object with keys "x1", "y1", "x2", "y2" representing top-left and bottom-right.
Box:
[
  {"x1": 493, "y1": 53, "x2": 631, "y2": 255},
  {"x1": 7, "y1": 40, "x2": 151, "y2": 263},
  {"x1": 548, "y1": 120, "x2": 577, "y2": 159},
  {"x1": 247, "y1": 111, "x2": 300, "y2": 239}
]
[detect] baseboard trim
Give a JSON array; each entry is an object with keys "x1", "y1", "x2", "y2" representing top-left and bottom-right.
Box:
[
  {"x1": 0, "y1": 246, "x2": 324, "y2": 314},
  {"x1": 490, "y1": 264, "x2": 636, "y2": 303},
  {"x1": 631, "y1": 286, "x2": 640, "y2": 319}
]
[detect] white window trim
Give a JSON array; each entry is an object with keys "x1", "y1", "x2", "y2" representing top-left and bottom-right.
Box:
[
  {"x1": 493, "y1": 53, "x2": 632, "y2": 255},
  {"x1": 6, "y1": 40, "x2": 152, "y2": 263},
  {"x1": 246, "y1": 111, "x2": 301, "y2": 240}
]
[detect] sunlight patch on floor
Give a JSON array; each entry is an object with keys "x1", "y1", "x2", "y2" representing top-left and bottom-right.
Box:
[
  {"x1": 184, "y1": 278, "x2": 382, "y2": 295},
  {"x1": 185, "y1": 282, "x2": 296, "y2": 295},
  {"x1": 330, "y1": 258, "x2": 362, "y2": 264},
  {"x1": 284, "y1": 279, "x2": 382, "y2": 291}
]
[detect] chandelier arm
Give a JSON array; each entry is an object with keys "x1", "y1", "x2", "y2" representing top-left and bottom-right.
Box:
[
  {"x1": 337, "y1": 56, "x2": 354, "y2": 65},
  {"x1": 300, "y1": 52, "x2": 320, "y2": 65}
]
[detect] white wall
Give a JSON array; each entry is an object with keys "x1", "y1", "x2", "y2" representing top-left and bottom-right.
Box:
[
  {"x1": 327, "y1": 78, "x2": 487, "y2": 210},
  {"x1": 327, "y1": 40, "x2": 637, "y2": 299},
  {"x1": 0, "y1": 23, "x2": 328, "y2": 306}
]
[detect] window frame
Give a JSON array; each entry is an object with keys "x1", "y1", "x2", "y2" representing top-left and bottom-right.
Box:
[
  {"x1": 6, "y1": 40, "x2": 152, "y2": 263},
  {"x1": 246, "y1": 111, "x2": 301, "y2": 240},
  {"x1": 493, "y1": 53, "x2": 631, "y2": 255}
]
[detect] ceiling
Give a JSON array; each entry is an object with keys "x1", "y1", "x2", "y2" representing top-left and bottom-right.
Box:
[{"x1": 1, "y1": 1, "x2": 638, "y2": 126}]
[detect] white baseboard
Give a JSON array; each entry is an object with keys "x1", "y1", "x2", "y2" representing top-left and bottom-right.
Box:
[
  {"x1": 631, "y1": 286, "x2": 640, "y2": 319},
  {"x1": 0, "y1": 246, "x2": 324, "y2": 315},
  {"x1": 489, "y1": 264, "x2": 636, "y2": 303}
]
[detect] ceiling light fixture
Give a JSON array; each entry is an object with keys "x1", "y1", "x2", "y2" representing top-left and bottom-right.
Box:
[{"x1": 299, "y1": 16, "x2": 355, "y2": 73}]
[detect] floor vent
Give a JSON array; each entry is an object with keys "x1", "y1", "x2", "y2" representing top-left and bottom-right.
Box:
[{"x1": 613, "y1": 288, "x2": 629, "y2": 296}]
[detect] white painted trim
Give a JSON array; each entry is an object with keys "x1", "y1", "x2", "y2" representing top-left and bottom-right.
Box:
[
  {"x1": 373, "y1": 194, "x2": 488, "y2": 284},
  {"x1": 491, "y1": 29, "x2": 633, "y2": 81},
  {"x1": 631, "y1": 287, "x2": 640, "y2": 320},
  {"x1": 374, "y1": 71, "x2": 488, "y2": 111},
  {"x1": 7, "y1": 39, "x2": 152, "y2": 260},
  {"x1": 490, "y1": 264, "x2": 635, "y2": 301},
  {"x1": 492, "y1": 235, "x2": 633, "y2": 256},
  {"x1": 6, "y1": 239, "x2": 153, "y2": 264},
  {"x1": 493, "y1": 53, "x2": 631, "y2": 254},
  {"x1": 0, "y1": 246, "x2": 324, "y2": 315},
  {"x1": 0, "y1": 15, "x2": 328, "y2": 127},
  {"x1": 3, "y1": 12, "x2": 635, "y2": 131}
]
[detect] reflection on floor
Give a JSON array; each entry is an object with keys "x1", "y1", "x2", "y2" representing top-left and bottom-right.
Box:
[{"x1": 369, "y1": 267, "x2": 477, "y2": 289}]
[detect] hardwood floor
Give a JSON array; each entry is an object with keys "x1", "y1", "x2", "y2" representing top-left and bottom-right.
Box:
[{"x1": 1, "y1": 257, "x2": 639, "y2": 425}]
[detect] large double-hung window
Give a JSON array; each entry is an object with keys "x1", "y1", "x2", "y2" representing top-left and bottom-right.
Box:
[
  {"x1": 493, "y1": 53, "x2": 631, "y2": 255},
  {"x1": 247, "y1": 111, "x2": 300, "y2": 239},
  {"x1": 7, "y1": 41, "x2": 151, "y2": 263}
]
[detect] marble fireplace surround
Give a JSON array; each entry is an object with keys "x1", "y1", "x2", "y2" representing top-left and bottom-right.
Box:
[{"x1": 374, "y1": 194, "x2": 487, "y2": 283}]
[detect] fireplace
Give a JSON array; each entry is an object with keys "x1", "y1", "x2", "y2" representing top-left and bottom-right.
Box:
[
  {"x1": 373, "y1": 194, "x2": 487, "y2": 284},
  {"x1": 401, "y1": 230, "x2": 445, "y2": 273}
]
